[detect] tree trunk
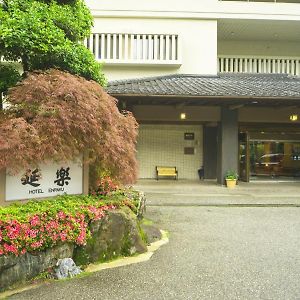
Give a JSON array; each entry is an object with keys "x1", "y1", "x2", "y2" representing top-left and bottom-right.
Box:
[
  {"x1": 22, "y1": 56, "x2": 29, "y2": 72},
  {"x1": 0, "y1": 93, "x2": 3, "y2": 110}
]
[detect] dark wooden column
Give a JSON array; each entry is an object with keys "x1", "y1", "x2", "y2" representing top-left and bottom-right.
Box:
[
  {"x1": 217, "y1": 107, "x2": 239, "y2": 184},
  {"x1": 203, "y1": 126, "x2": 218, "y2": 179}
]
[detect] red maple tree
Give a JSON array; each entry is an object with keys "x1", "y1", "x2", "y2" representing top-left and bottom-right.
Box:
[{"x1": 0, "y1": 69, "x2": 138, "y2": 184}]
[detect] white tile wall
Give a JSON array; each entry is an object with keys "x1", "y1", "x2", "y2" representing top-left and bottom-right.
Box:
[{"x1": 137, "y1": 124, "x2": 203, "y2": 179}]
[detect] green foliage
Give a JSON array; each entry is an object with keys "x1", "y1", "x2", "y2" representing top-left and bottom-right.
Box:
[
  {"x1": 0, "y1": 193, "x2": 138, "y2": 223},
  {"x1": 90, "y1": 175, "x2": 119, "y2": 196},
  {"x1": 0, "y1": 0, "x2": 105, "y2": 85},
  {"x1": 120, "y1": 233, "x2": 132, "y2": 256},
  {"x1": 73, "y1": 245, "x2": 91, "y2": 266},
  {"x1": 0, "y1": 192, "x2": 141, "y2": 256},
  {"x1": 225, "y1": 170, "x2": 238, "y2": 180},
  {"x1": 0, "y1": 64, "x2": 20, "y2": 94},
  {"x1": 137, "y1": 223, "x2": 148, "y2": 244},
  {"x1": 31, "y1": 269, "x2": 54, "y2": 281}
]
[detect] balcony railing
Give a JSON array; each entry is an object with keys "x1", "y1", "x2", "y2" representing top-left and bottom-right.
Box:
[
  {"x1": 218, "y1": 55, "x2": 300, "y2": 76},
  {"x1": 84, "y1": 33, "x2": 181, "y2": 66}
]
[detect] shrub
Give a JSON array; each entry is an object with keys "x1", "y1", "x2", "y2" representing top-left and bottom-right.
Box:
[
  {"x1": 0, "y1": 193, "x2": 140, "y2": 257},
  {"x1": 90, "y1": 175, "x2": 119, "y2": 196}
]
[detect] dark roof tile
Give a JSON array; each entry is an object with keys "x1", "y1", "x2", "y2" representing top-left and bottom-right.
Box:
[{"x1": 106, "y1": 73, "x2": 300, "y2": 99}]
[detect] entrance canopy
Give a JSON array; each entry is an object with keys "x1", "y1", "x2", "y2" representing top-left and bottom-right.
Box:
[
  {"x1": 107, "y1": 73, "x2": 300, "y2": 107},
  {"x1": 107, "y1": 73, "x2": 300, "y2": 184}
]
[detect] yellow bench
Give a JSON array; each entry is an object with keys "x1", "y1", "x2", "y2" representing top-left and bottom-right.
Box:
[{"x1": 156, "y1": 166, "x2": 178, "y2": 180}]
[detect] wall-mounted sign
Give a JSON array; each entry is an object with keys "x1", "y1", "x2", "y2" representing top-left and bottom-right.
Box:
[
  {"x1": 184, "y1": 147, "x2": 195, "y2": 155},
  {"x1": 6, "y1": 161, "x2": 83, "y2": 201},
  {"x1": 184, "y1": 132, "x2": 194, "y2": 140}
]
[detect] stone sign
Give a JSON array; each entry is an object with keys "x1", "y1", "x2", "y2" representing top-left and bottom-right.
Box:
[{"x1": 6, "y1": 161, "x2": 83, "y2": 201}]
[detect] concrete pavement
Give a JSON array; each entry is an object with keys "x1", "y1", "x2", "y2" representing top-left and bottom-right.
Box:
[{"x1": 134, "y1": 179, "x2": 300, "y2": 206}]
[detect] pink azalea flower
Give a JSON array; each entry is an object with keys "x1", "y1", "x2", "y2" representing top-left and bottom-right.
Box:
[
  {"x1": 31, "y1": 241, "x2": 43, "y2": 249},
  {"x1": 3, "y1": 243, "x2": 18, "y2": 255},
  {"x1": 57, "y1": 211, "x2": 67, "y2": 220},
  {"x1": 29, "y1": 215, "x2": 41, "y2": 226}
]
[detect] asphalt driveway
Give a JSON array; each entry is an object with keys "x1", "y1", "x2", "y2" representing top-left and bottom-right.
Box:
[{"x1": 8, "y1": 202, "x2": 300, "y2": 300}]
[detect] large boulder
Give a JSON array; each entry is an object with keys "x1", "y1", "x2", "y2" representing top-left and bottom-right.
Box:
[{"x1": 73, "y1": 207, "x2": 147, "y2": 265}]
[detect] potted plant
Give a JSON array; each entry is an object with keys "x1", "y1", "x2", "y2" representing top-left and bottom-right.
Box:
[{"x1": 225, "y1": 170, "x2": 238, "y2": 188}]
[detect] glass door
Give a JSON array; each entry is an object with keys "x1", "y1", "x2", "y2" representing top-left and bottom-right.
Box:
[{"x1": 250, "y1": 140, "x2": 300, "y2": 179}]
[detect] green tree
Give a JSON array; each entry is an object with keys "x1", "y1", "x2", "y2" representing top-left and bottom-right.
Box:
[
  {"x1": 0, "y1": 64, "x2": 20, "y2": 94},
  {"x1": 0, "y1": 0, "x2": 105, "y2": 85},
  {"x1": 0, "y1": 64, "x2": 20, "y2": 109}
]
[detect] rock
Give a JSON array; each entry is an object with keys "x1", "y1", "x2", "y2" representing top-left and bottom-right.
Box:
[
  {"x1": 55, "y1": 258, "x2": 81, "y2": 279},
  {"x1": 141, "y1": 224, "x2": 162, "y2": 244},
  {"x1": 136, "y1": 191, "x2": 146, "y2": 219},
  {"x1": 73, "y1": 207, "x2": 148, "y2": 265},
  {"x1": 0, "y1": 243, "x2": 74, "y2": 292}
]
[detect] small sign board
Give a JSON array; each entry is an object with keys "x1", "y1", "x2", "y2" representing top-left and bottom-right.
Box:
[
  {"x1": 184, "y1": 147, "x2": 195, "y2": 155},
  {"x1": 6, "y1": 161, "x2": 83, "y2": 201},
  {"x1": 184, "y1": 132, "x2": 195, "y2": 140}
]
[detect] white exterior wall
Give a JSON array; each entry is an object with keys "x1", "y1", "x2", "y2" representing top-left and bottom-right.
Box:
[
  {"x1": 87, "y1": 0, "x2": 300, "y2": 21},
  {"x1": 219, "y1": 40, "x2": 300, "y2": 57},
  {"x1": 137, "y1": 125, "x2": 203, "y2": 179},
  {"x1": 86, "y1": 0, "x2": 218, "y2": 14},
  {"x1": 92, "y1": 18, "x2": 218, "y2": 80}
]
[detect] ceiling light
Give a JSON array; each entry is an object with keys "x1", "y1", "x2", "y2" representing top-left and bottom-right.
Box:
[
  {"x1": 290, "y1": 114, "x2": 298, "y2": 122},
  {"x1": 180, "y1": 113, "x2": 186, "y2": 120}
]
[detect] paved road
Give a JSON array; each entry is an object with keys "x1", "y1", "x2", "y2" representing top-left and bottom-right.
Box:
[{"x1": 9, "y1": 204, "x2": 300, "y2": 300}]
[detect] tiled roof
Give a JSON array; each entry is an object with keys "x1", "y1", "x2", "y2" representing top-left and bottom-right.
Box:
[{"x1": 107, "y1": 73, "x2": 300, "y2": 99}]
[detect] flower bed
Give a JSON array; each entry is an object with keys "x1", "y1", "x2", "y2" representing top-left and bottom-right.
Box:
[{"x1": 0, "y1": 192, "x2": 139, "y2": 257}]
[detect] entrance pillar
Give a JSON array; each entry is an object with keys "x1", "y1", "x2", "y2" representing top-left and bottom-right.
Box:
[
  {"x1": 217, "y1": 107, "x2": 239, "y2": 184},
  {"x1": 203, "y1": 126, "x2": 218, "y2": 179}
]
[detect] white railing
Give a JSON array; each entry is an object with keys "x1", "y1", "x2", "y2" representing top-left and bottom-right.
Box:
[
  {"x1": 218, "y1": 55, "x2": 300, "y2": 76},
  {"x1": 84, "y1": 33, "x2": 181, "y2": 66}
]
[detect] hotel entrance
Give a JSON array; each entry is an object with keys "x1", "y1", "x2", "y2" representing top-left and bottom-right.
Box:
[{"x1": 239, "y1": 125, "x2": 300, "y2": 181}]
